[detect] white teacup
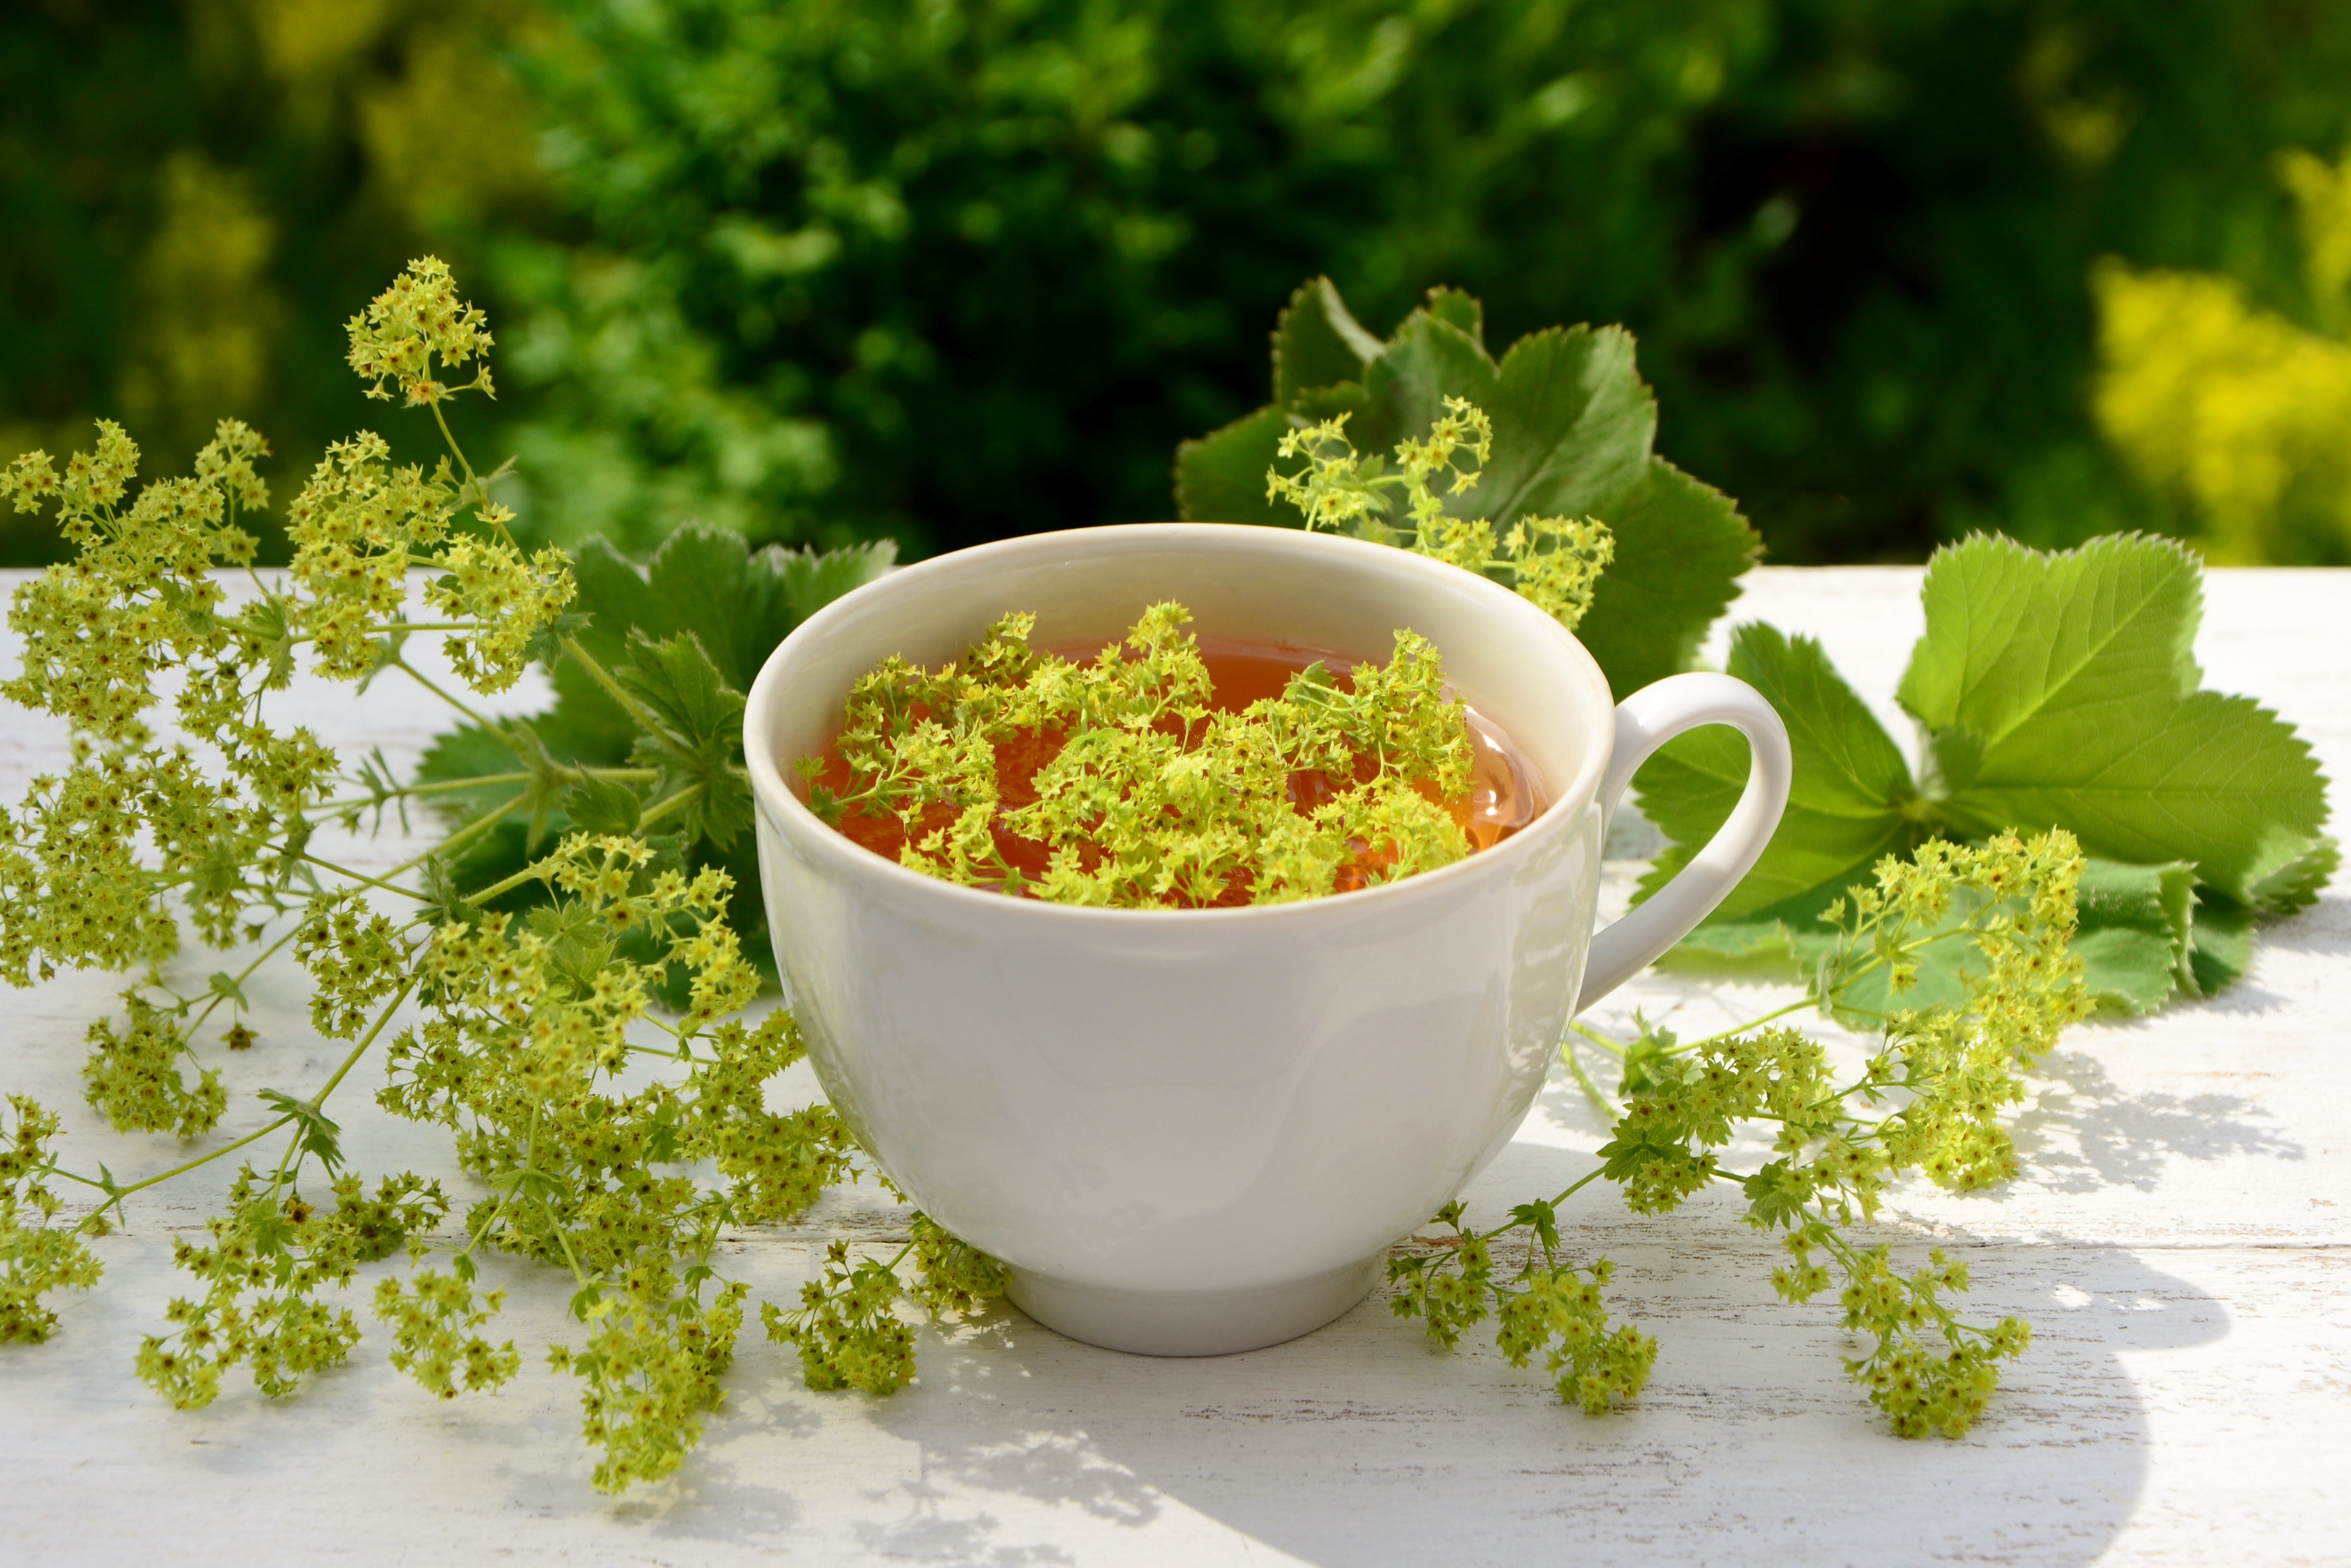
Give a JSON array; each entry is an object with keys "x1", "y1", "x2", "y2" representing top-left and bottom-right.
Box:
[{"x1": 744, "y1": 525, "x2": 1790, "y2": 1356}]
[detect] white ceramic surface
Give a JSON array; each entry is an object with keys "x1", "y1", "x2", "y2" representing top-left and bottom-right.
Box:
[{"x1": 744, "y1": 525, "x2": 1790, "y2": 1356}]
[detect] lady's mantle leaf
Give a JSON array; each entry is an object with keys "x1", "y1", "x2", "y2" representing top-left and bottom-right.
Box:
[
  {"x1": 1173, "y1": 406, "x2": 1295, "y2": 529},
  {"x1": 1635, "y1": 624, "x2": 1918, "y2": 936},
  {"x1": 1900, "y1": 533, "x2": 2330, "y2": 906},
  {"x1": 1638, "y1": 532, "x2": 2333, "y2": 1009},
  {"x1": 1273, "y1": 276, "x2": 1385, "y2": 407},
  {"x1": 1896, "y1": 531, "x2": 2203, "y2": 749},
  {"x1": 616, "y1": 630, "x2": 753, "y2": 850},
  {"x1": 1575, "y1": 460, "x2": 1755, "y2": 698},
  {"x1": 2070, "y1": 859, "x2": 2201, "y2": 1013},
  {"x1": 1936, "y1": 688, "x2": 2331, "y2": 906},
  {"x1": 1176, "y1": 278, "x2": 1757, "y2": 699},
  {"x1": 550, "y1": 522, "x2": 895, "y2": 760},
  {"x1": 418, "y1": 525, "x2": 890, "y2": 961}
]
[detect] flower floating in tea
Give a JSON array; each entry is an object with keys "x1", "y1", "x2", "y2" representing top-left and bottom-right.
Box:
[{"x1": 800, "y1": 603, "x2": 1535, "y2": 907}]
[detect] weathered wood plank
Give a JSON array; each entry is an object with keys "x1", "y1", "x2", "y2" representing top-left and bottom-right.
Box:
[{"x1": 1, "y1": 566, "x2": 2343, "y2": 1565}]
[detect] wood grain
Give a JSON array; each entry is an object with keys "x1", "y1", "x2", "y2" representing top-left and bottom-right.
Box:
[{"x1": 1, "y1": 567, "x2": 2343, "y2": 1566}]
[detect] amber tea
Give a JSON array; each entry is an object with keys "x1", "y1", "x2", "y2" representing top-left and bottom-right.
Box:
[{"x1": 802, "y1": 625, "x2": 1544, "y2": 907}]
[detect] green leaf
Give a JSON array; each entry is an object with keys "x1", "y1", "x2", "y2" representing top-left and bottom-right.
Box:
[
  {"x1": 1577, "y1": 459, "x2": 1759, "y2": 698},
  {"x1": 2185, "y1": 894, "x2": 2255, "y2": 996},
  {"x1": 1900, "y1": 533, "x2": 2330, "y2": 903},
  {"x1": 616, "y1": 630, "x2": 753, "y2": 850},
  {"x1": 1362, "y1": 313, "x2": 1758, "y2": 696},
  {"x1": 420, "y1": 527, "x2": 882, "y2": 968},
  {"x1": 237, "y1": 596, "x2": 298, "y2": 689},
  {"x1": 1634, "y1": 624, "x2": 1919, "y2": 937},
  {"x1": 1506, "y1": 1196, "x2": 1561, "y2": 1256},
  {"x1": 410, "y1": 723, "x2": 542, "y2": 906},
  {"x1": 1740, "y1": 1160, "x2": 1815, "y2": 1231},
  {"x1": 1174, "y1": 405, "x2": 1298, "y2": 528},
  {"x1": 774, "y1": 538, "x2": 896, "y2": 629},
  {"x1": 257, "y1": 1089, "x2": 344, "y2": 1175},
  {"x1": 1272, "y1": 276, "x2": 1384, "y2": 407},
  {"x1": 2243, "y1": 834, "x2": 2339, "y2": 917},
  {"x1": 1936, "y1": 688, "x2": 2330, "y2": 905},
  {"x1": 521, "y1": 609, "x2": 595, "y2": 670},
  {"x1": 1616, "y1": 1016, "x2": 1678, "y2": 1097},
  {"x1": 413, "y1": 721, "x2": 526, "y2": 816},
  {"x1": 2071, "y1": 858, "x2": 2198, "y2": 1015},
  {"x1": 1897, "y1": 532, "x2": 2204, "y2": 755},
  {"x1": 1424, "y1": 322, "x2": 1651, "y2": 530},
  {"x1": 1354, "y1": 306, "x2": 1505, "y2": 457},
  {"x1": 615, "y1": 628, "x2": 746, "y2": 754},
  {"x1": 1181, "y1": 278, "x2": 1757, "y2": 698},
  {"x1": 563, "y1": 775, "x2": 644, "y2": 835},
  {"x1": 550, "y1": 521, "x2": 891, "y2": 758},
  {"x1": 1645, "y1": 533, "x2": 2333, "y2": 1014},
  {"x1": 1420, "y1": 286, "x2": 1485, "y2": 349},
  {"x1": 504, "y1": 720, "x2": 577, "y2": 852}
]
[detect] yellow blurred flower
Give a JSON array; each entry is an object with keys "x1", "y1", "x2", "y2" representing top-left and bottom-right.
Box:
[{"x1": 2093, "y1": 147, "x2": 2351, "y2": 562}]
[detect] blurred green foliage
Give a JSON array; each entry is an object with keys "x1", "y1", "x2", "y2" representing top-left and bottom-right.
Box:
[
  {"x1": 8, "y1": 0, "x2": 2351, "y2": 565},
  {"x1": 0, "y1": 0, "x2": 543, "y2": 562}
]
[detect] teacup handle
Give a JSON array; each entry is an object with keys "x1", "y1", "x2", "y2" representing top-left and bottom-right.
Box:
[{"x1": 1576, "y1": 673, "x2": 1793, "y2": 1012}]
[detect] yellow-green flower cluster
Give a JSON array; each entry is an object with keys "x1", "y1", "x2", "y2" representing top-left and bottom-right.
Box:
[
  {"x1": 0, "y1": 418, "x2": 334, "y2": 975},
  {"x1": 548, "y1": 1262, "x2": 750, "y2": 1493},
  {"x1": 1832, "y1": 831, "x2": 2093, "y2": 1194},
  {"x1": 1387, "y1": 1199, "x2": 1655, "y2": 1415},
  {"x1": 1389, "y1": 1214, "x2": 1495, "y2": 1351},
  {"x1": 1576, "y1": 828, "x2": 2090, "y2": 1439},
  {"x1": 284, "y1": 434, "x2": 572, "y2": 693},
  {"x1": 1, "y1": 420, "x2": 259, "y2": 739},
  {"x1": 815, "y1": 602, "x2": 1475, "y2": 906},
  {"x1": 293, "y1": 260, "x2": 571, "y2": 692},
  {"x1": 751, "y1": 1207, "x2": 1012, "y2": 1407},
  {"x1": 296, "y1": 891, "x2": 415, "y2": 1040},
  {"x1": 0, "y1": 749, "x2": 177, "y2": 984},
  {"x1": 424, "y1": 533, "x2": 577, "y2": 693},
  {"x1": 906, "y1": 1210, "x2": 1011, "y2": 1316},
  {"x1": 403, "y1": 835, "x2": 750, "y2": 1107},
  {"x1": 679, "y1": 1011, "x2": 857, "y2": 1226},
  {"x1": 1777, "y1": 1235, "x2": 2032, "y2": 1439},
  {"x1": 1268, "y1": 396, "x2": 1615, "y2": 631},
  {"x1": 0, "y1": 259, "x2": 916, "y2": 1498},
  {"x1": 137, "y1": 1169, "x2": 446, "y2": 1408},
  {"x1": 82, "y1": 992, "x2": 226, "y2": 1138},
  {"x1": 373, "y1": 1268, "x2": 521, "y2": 1400},
  {"x1": 1494, "y1": 1259, "x2": 1660, "y2": 1416},
  {"x1": 372, "y1": 835, "x2": 863, "y2": 1484},
  {"x1": 284, "y1": 432, "x2": 463, "y2": 678},
  {"x1": 346, "y1": 255, "x2": 496, "y2": 408},
  {"x1": 1, "y1": 1097, "x2": 104, "y2": 1344},
  {"x1": 1599, "y1": 1026, "x2": 1835, "y2": 1215},
  {"x1": 761, "y1": 1239, "x2": 919, "y2": 1396}
]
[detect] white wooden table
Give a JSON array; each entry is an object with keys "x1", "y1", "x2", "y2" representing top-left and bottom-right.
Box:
[{"x1": 2, "y1": 567, "x2": 2344, "y2": 1566}]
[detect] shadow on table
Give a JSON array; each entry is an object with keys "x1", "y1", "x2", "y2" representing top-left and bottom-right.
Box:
[
  {"x1": 621, "y1": 961, "x2": 2308, "y2": 1564},
  {"x1": 2010, "y1": 1047, "x2": 2304, "y2": 1191},
  {"x1": 778, "y1": 1140, "x2": 2225, "y2": 1567}
]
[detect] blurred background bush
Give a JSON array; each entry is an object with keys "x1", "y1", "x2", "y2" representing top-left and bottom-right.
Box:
[{"x1": 7, "y1": 0, "x2": 2351, "y2": 566}]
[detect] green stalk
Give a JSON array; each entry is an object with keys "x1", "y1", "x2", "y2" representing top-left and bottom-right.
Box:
[
  {"x1": 385, "y1": 789, "x2": 529, "y2": 878},
  {"x1": 559, "y1": 635, "x2": 690, "y2": 753},
  {"x1": 1560, "y1": 1037, "x2": 1615, "y2": 1120},
  {"x1": 391, "y1": 652, "x2": 506, "y2": 737}
]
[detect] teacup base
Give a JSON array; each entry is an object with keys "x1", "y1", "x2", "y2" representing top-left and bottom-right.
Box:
[{"x1": 1005, "y1": 1254, "x2": 1384, "y2": 1357}]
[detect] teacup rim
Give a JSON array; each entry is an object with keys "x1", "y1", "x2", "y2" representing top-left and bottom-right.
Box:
[{"x1": 742, "y1": 522, "x2": 1616, "y2": 924}]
